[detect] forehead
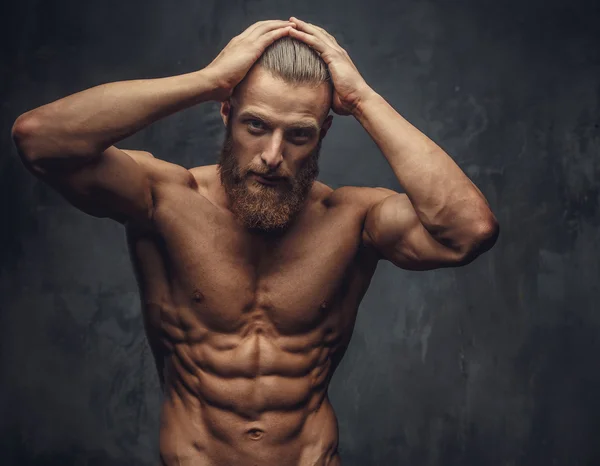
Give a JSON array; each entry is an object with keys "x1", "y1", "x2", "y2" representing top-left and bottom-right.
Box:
[{"x1": 233, "y1": 66, "x2": 330, "y2": 126}]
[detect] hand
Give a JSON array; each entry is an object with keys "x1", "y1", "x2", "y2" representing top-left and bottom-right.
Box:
[
  {"x1": 204, "y1": 20, "x2": 296, "y2": 101},
  {"x1": 288, "y1": 17, "x2": 372, "y2": 115}
]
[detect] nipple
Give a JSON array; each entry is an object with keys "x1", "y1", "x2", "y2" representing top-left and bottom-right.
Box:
[
  {"x1": 247, "y1": 428, "x2": 265, "y2": 440},
  {"x1": 192, "y1": 289, "x2": 204, "y2": 303}
]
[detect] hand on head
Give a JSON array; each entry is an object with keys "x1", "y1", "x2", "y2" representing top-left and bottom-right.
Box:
[
  {"x1": 204, "y1": 17, "x2": 372, "y2": 115},
  {"x1": 287, "y1": 17, "x2": 372, "y2": 115},
  {"x1": 205, "y1": 20, "x2": 297, "y2": 102}
]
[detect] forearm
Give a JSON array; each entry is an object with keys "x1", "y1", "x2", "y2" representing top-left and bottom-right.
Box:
[
  {"x1": 12, "y1": 67, "x2": 221, "y2": 162},
  {"x1": 354, "y1": 90, "x2": 496, "y2": 236}
]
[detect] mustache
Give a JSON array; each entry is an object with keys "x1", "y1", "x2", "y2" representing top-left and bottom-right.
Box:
[{"x1": 245, "y1": 166, "x2": 292, "y2": 181}]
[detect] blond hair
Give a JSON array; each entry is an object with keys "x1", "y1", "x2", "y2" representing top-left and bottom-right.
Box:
[
  {"x1": 257, "y1": 37, "x2": 331, "y2": 88},
  {"x1": 231, "y1": 37, "x2": 333, "y2": 109}
]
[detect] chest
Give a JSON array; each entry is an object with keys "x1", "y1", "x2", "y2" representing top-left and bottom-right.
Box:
[{"x1": 135, "y1": 188, "x2": 375, "y2": 335}]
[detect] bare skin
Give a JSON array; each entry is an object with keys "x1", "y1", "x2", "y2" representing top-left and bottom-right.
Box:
[
  {"x1": 12, "y1": 18, "x2": 498, "y2": 466},
  {"x1": 127, "y1": 159, "x2": 384, "y2": 465}
]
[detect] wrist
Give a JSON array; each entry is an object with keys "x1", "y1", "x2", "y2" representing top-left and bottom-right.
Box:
[
  {"x1": 351, "y1": 86, "x2": 380, "y2": 120},
  {"x1": 197, "y1": 66, "x2": 231, "y2": 102}
]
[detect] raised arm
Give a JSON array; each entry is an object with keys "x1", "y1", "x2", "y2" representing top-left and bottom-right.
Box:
[
  {"x1": 289, "y1": 18, "x2": 499, "y2": 271},
  {"x1": 10, "y1": 67, "x2": 222, "y2": 225},
  {"x1": 11, "y1": 20, "x2": 297, "y2": 226}
]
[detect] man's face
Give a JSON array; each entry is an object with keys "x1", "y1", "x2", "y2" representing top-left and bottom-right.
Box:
[{"x1": 217, "y1": 65, "x2": 333, "y2": 233}]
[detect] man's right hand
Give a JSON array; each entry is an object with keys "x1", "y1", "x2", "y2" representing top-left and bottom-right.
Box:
[{"x1": 204, "y1": 20, "x2": 296, "y2": 101}]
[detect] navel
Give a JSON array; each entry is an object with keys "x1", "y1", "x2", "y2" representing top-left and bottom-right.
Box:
[{"x1": 246, "y1": 428, "x2": 265, "y2": 440}]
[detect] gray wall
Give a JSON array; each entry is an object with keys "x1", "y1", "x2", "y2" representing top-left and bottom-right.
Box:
[{"x1": 2, "y1": 0, "x2": 599, "y2": 464}]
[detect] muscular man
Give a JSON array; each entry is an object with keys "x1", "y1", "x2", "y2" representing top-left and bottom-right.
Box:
[{"x1": 12, "y1": 17, "x2": 499, "y2": 466}]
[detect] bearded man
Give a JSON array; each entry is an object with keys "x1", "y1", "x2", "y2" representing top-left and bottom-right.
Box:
[{"x1": 12, "y1": 17, "x2": 499, "y2": 466}]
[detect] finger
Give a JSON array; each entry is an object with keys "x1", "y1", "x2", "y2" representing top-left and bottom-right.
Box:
[
  {"x1": 309, "y1": 22, "x2": 339, "y2": 45},
  {"x1": 238, "y1": 20, "x2": 294, "y2": 40},
  {"x1": 259, "y1": 25, "x2": 294, "y2": 48},
  {"x1": 237, "y1": 20, "x2": 268, "y2": 39},
  {"x1": 320, "y1": 27, "x2": 340, "y2": 46},
  {"x1": 288, "y1": 27, "x2": 327, "y2": 55},
  {"x1": 289, "y1": 17, "x2": 337, "y2": 47},
  {"x1": 247, "y1": 20, "x2": 296, "y2": 40},
  {"x1": 242, "y1": 20, "x2": 294, "y2": 39}
]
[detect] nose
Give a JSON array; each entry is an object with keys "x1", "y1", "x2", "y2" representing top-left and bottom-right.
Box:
[{"x1": 260, "y1": 132, "x2": 284, "y2": 170}]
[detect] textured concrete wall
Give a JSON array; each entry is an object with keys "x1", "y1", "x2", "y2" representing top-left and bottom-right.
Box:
[{"x1": 1, "y1": 0, "x2": 599, "y2": 464}]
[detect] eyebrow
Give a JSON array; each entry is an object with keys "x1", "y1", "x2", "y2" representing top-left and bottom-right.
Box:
[{"x1": 237, "y1": 110, "x2": 320, "y2": 133}]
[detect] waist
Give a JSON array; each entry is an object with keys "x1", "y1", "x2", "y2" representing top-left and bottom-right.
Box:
[{"x1": 159, "y1": 387, "x2": 339, "y2": 466}]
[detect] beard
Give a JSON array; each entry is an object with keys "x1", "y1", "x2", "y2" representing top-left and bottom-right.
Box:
[{"x1": 217, "y1": 120, "x2": 321, "y2": 234}]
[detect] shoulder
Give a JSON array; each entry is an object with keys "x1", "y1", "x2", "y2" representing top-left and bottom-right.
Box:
[
  {"x1": 121, "y1": 149, "x2": 198, "y2": 189},
  {"x1": 189, "y1": 164, "x2": 215, "y2": 192}
]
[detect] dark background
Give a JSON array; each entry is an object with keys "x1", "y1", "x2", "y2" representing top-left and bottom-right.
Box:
[{"x1": 1, "y1": 0, "x2": 599, "y2": 464}]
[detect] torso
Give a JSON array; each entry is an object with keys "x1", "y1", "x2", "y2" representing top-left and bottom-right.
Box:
[{"x1": 125, "y1": 165, "x2": 381, "y2": 466}]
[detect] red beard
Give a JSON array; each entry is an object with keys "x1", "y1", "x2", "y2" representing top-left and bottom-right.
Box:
[{"x1": 217, "y1": 120, "x2": 321, "y2": 233}]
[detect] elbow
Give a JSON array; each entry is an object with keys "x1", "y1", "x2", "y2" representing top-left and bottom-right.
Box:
[
  {"x1": 12, "y1": 112, "x2": 44, "y2": 161},
  {"x1": 478, "y1": 215, "x2": 500, "y2": 246},
  {"x1": 12, "y1": 113, "x2": 35, "y2": 143},
  {"x1": 12, "y1": 111, "x2": 42, "y2": 140},
  {"x1": 461, "y1": 216, "x2": 500, "y2": 262},
  {"x1": 12, "y1": 112, "x2": 96, "y2": 171}
]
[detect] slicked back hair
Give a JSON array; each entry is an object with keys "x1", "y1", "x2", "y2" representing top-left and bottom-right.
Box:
[
  {"x1": 258, "y1": 37, "x2": 330, "y2": 86},
  {"x1": 232, "y1": 37, "x2": 333, "y2": 109}
]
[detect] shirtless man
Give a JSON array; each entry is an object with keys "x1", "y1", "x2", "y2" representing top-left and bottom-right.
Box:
[{"x1": 11, "y1": 17, "x2": 499, "y2": 466}]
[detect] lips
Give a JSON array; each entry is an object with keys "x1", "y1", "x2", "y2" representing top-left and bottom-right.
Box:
[{"x1": 251, "y1": 172, "x2": 285, "y2": 185}]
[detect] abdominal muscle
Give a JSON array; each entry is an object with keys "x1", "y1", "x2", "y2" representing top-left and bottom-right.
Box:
[
  {"x1": 126, "y1": 177, "x2": 377, "y2": 465},
  {"x1": 154, "y1": 309, "x2": 343, "y2": 466},
  {"x1": 159, "y1": 388, "x2": 340, "y2": 466}
]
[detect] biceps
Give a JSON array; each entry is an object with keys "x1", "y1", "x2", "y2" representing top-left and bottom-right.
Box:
[
  {"x1": 35, "y1": 146, "x2": 153, "y2": 224},
  {"x1": 364, "y1": 194, "x2": 465, "y2": 270}
]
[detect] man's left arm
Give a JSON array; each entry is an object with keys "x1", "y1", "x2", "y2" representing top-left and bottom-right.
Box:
[
  {"x1": 354, "y1": 90, "x2": 499, "y2": 270},
  {"x1": 289, "y1": 17, "x2": 499, "y2": 270}
]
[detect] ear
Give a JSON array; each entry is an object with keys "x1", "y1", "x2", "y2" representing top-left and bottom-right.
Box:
[
  {"x1": 220, "y1": 100, "x2": 232, "y2": 126},
  {"x1": 319, "y1": 115, "x2": 333, "y2": 140}
]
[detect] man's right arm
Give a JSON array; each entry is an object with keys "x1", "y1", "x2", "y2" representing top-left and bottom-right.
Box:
[
  {"x1": 11, "y1": 20, "x2": 296, "y2": 226},
  {"x1": 11, "y1": 68, "x2": 221, "y2": 226}
]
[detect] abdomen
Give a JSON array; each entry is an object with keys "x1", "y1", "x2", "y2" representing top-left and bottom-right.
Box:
[{"x1": 158, "y1": 367, "x2": 340, "y2": 466}]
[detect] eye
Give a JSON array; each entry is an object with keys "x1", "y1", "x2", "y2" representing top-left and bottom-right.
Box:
[
  {"x1": 289, "y1": 128, "x2": 312, "y2": 143},
  {"x1": 247, "y1": 119, "x2": 265, "y2": 133}
]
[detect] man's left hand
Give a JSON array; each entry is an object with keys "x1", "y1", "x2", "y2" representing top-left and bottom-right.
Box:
[{"x1": 288, "y1": 17, "x2": 373, "y2": 116}]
